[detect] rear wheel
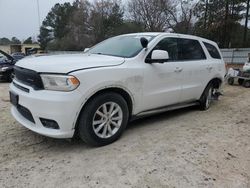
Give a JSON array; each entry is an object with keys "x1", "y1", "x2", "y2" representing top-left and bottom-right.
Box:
[
  {"x1": 199, "y1": 83, "x2": 214, "y2": 111},
  {"x1": 78, "y1": 92, "x2": 129, "y2": 146}
]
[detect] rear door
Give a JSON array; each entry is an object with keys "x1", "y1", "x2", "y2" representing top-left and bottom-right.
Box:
[{"x1": 177, "y1": 38, "x2": 209, "y2": 102}]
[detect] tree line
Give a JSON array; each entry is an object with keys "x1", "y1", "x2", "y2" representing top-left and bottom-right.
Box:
[
  {"x1": 37, "y1": 0, "x2": 250, "y2": 50},
  {"x1": 0, "y1": 37, "x2": 35, "y2": 45}
]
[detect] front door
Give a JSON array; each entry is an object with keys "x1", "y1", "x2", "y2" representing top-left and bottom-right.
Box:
[{"x1": 141, "y1": 37, "x2": 183, "y2": 111}]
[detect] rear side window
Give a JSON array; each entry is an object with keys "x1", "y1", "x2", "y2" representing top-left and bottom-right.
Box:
[
  {"x1": 203, "y1": 42, "x2": 221, "y2": 59},
  {"x1": 178, "y1": 39, "x2": 206, "y2": 60}
]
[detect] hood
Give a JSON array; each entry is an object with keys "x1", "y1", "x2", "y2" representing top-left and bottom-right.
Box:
[{"x1": 15, "y1": 53, "x2": 125, "y2": 73}]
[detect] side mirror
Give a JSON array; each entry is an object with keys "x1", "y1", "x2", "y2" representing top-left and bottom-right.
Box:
[
  {"x1": 140, "y1": 37, "x2": 148, "y2": 48},
  {"x1": 84, "y1": 48, "x2": 90, "y2": 53},
  {"x1": 150, "y1": 50, "x2": 169, "y2": 63}
]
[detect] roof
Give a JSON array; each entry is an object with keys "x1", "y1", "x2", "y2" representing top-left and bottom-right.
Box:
[{"x1": 122, "y1": 32, "x2": 217, "y2": 45}]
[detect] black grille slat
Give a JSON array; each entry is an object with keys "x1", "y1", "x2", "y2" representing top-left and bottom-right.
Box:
[
  {"x1": 14, "y1": 66, "x2": 44, "y2": 90},
  {"x1": 17, "y1": 105, "x2": 35, "y2": 123}
]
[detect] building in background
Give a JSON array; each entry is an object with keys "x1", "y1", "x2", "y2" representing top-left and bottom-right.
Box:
[{"x1": 0, "y1": 44, "x2": 40, "y2": 55}]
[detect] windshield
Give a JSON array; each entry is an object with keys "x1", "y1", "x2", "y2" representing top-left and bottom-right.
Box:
[{"x1": 88, "y1": 35, "x2": 155, "y2": 58}]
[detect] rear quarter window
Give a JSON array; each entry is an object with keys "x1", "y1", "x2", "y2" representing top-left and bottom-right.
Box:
[{"x1": 203, "y1": 42, "x2": 221, "y2": 59}]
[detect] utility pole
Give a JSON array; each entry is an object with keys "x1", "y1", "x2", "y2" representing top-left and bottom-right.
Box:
[
  {"x1": 243, "y1": 0, "x2": 250, "y2": 47},
  {"x1": 204, "y1": 0, "x2": 209, "y2": 29},
  {"x1": 37, "y1": 0, "x2": 41, "y2": 28}
]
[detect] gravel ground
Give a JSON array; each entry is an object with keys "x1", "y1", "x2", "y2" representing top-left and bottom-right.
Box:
[{"x1": 0, "y1": 82, "x2": 250, "y2": 188}]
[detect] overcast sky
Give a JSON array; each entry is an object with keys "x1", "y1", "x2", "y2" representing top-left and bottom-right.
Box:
[{"x1": 0, "y1": 0, "x2": 76, "y2": 41}]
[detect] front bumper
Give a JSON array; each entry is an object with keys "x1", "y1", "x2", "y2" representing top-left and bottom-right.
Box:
[{"x1": 9, "y1": 80, "x2": 84, "y2": 139}]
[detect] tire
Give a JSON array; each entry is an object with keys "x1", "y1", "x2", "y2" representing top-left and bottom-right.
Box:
[
  {"x1": 227, "y1": 77, "x2": 234, "y2": 85},
  {"x1": 78, "y1": 92, "x2": 129, "y2": 146},
  {"x1": 8, "y1": 74, "x2": 13, "y2": 83},
  {"x1": 238, "y1": 78, "x2": 244, "y2": 85},
  {"x1": 199, "y1": 83, "x2": 214, "y2": 111},
  {"x1": 243, "y1": 80, "x2": 250, "y2": 88}
]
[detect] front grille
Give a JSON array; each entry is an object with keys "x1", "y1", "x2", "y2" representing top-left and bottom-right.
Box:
[
  {"x1": 14, "y1": 66, "x2": 44, "y2": 90},
  {"x1": 17, "y1": 105, "x2": 35, "y2": 123}
]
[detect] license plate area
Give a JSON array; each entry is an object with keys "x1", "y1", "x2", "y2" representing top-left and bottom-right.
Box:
[{"x1": 10, "y1": 92, "x2": 19, "y2": 106}]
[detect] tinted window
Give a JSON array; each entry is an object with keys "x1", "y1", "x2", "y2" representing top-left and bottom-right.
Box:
[
  {"x1": 204, "y1": 42, "x2": 221, "y2": 59},
  {"x1": 148, "y1": 37, "x2": 180, "y2": 61},
  {"x1": 179, "y1": 39, "x2": 206, "y2": 60}
]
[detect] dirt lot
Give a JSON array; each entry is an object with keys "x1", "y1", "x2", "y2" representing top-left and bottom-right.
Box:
[{"x1": 0, "y1": 82, "x2": 250, "y2": 188}]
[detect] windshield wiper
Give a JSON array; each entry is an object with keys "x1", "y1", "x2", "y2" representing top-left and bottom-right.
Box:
[{"x1": 95, "y1": 52, "x2": 104, "y2": 55}]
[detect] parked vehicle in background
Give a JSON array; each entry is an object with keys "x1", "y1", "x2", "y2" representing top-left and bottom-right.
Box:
[
  {"x1": 227, "y1": 68, "x2": 250, "y2": 87},
  {"x1": 9, "y1": 33, "x2": 225, "y2": 146},
  {"x1": 27, "y1": 48, "x2": 44, "y2": 56},
  {"x1": 0, "y1": 50, "x2": 16, "y2": 82},
  {"x1": 243, "y1": 62, "x2": 250, "y2": 72},
  {"x1": 11, "y1": 52, "x2": 25, "y2": 61}
]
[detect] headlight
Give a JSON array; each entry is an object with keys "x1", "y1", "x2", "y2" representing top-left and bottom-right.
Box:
[
  {"x1": 1, "y1": 67, "x2": 8, "y2": 71},
  {"x1": 40, "y1": 74, "x2": 80, "y2": 91}
]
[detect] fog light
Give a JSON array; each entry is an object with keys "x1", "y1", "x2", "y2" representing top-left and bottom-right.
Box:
[{"x1": 40, "y1": 118, "x2": 60, "y2": 129}]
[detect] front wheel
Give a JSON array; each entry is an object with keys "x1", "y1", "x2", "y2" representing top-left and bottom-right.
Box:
[
  {"x1": 78, "y1": 92, "x2": 129, "y2": 146},
  {"x1": 199, "y1": 83, "x2": 214, "y2": 111}
]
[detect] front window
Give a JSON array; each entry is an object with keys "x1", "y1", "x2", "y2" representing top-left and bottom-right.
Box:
[
  {"x1": 148, "y1": 37, "x2": 180, "y2": 61},
  {"x1": 88, "y1": 35, "x2": 155, "y2": 58}
]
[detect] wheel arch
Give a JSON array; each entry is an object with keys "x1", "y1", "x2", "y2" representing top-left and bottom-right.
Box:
[
  {"x1": 208, "y1": 77, "x2": 223, "y2": 89},
  {"x1": 200, "y1": 77, "x2": 223, "y2": 99},
  {"x1": 73, "y1": 86, "x2": 134, "y2": 133}
]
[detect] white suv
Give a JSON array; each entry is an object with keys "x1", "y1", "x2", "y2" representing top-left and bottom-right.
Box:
[{"x1": 9, "y1": 33, "x2": 225, "y2": 146}]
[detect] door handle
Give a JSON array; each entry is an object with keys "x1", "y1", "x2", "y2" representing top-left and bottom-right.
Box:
[{"x1": 175, "y1": 67, "x2": 183, "y2": 72}]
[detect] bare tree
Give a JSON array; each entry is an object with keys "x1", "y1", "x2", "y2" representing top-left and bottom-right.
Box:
[
  {"x1": 166, "y1": 0, "x2": 198, "y2": 34},
  {"x1": 128, "y1": 0, "x2": 197, "y2": 33},
  {"x1": 128, "y1": 0, "x2": 174, "y2": 32},
  {"x1": 89, "y1": 0, "x2": 124, "y2": 42}
]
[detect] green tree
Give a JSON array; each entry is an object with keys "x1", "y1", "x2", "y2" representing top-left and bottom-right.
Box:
[
  {"x1": 89, "y1": 0, "x2": 124, "y2": 43},
  {"x1": 23, "y1": 37, "x2": 33, "y2": 44},
  {"x1": 243, "y1": 0, "x2": 250, "y2": 46},
  {"x1": 0, "y1": 38, "x2": 11, "y2": 45},
  {"x1": 62, "y1": 0, "x2": 92, "y2": 50},
  {"x1": 194, "y1": 0, "x2": 245, "y2": 48},
  {"x1": 11, "y1": 37, "x2": 21, "y2": 44},
  {"x1": 38, "y1": 2, "x2": 76, "y2": 50},
  {"x1": 38, "y1": 26, "x2": 53, "y2": 50}
]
